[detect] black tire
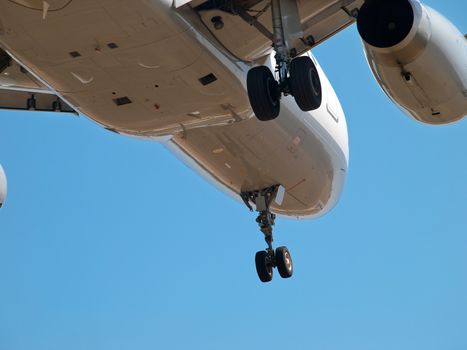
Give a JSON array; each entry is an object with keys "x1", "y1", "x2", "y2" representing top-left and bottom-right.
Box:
[
  {"x1": 289, "y1": 56, "x2": 322, "y2": 111},
  {"x1": 255, "y1": 250, "x2": 273, "y2": 282},
  {"x1": 247, "y1": 66, "x2": 280, "y2": 121},
  {"x1": 275, "y1": 246, "x2": 293, "y2": 279}
]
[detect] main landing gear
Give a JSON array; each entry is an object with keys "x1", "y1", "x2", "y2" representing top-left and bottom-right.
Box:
[
  {"x1": 246, "y1": 0, "x2": 322, "y2": 121},
  {"x1": 241, "y1": 185, "x2": 293, "y2": 283}
]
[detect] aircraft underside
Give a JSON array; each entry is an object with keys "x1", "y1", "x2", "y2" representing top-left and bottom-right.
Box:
[{"x1": 0, "y1": 0, "x2": 464, "y2": 282}]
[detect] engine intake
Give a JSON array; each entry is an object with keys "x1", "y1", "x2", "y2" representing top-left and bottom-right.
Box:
[{"x1": 357, "y1": 0, "x2": 414, "y2": 49}]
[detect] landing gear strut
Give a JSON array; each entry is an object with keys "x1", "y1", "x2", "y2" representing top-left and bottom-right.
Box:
[
  {"x1": 246, "y1": 0, "x2": 322, "y2": 121},
  {"x1": 241, "y1": 185, "x2": 293, "y2": 283}
]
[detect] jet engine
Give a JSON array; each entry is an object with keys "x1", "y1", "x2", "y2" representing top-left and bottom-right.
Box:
[
  {"x1": 0, "y1": 164, "x2": 6, "y2": 208},
  {"x1": 357, "y1": 0, "x2": 467, "y2": 124}
]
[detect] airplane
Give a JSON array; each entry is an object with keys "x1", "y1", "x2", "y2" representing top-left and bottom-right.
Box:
[{"x1": 0, "y1": 0, "x2": 465, "y2": 282}]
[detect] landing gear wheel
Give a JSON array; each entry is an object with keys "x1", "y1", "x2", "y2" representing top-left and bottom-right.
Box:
[
  {"x1": 247, "y1": 66, "x2": 280, "y2": 121},
  {"x1": 289, "y1": 56, "x2": 322, "y2": 111},
  {"x1": 255, "y1": 250, "x2": 273, "y2": 282},
  {"x1": 276, "y1": 246, "x2": 293, "y2": 278}
]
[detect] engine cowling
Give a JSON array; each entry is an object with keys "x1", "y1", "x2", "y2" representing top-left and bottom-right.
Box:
[
  {"x1": 357, "y1": 0, "x2": 467, "y2": 124},
  {"x1": 0, "y1": 164, "x2": 6, "y2": 208}
]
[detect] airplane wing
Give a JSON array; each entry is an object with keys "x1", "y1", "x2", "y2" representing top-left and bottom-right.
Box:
[
  {"x1": 0, "y1": 50, "x2": 75, "y2": 114},
  {"x1": 183, "y1": 0, "x2": 364, "y2": 61}
]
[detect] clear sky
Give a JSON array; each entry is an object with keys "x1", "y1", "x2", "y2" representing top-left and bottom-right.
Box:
[{"x1": 0, "y1": 2, "x2": 466, "y2": 350}]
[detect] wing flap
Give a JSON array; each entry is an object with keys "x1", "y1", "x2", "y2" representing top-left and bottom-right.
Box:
[
  {"x1": 0, "y1": 48, "x2": 75, "y2": 114},
  {"x1": 0, "y1": 89, "x2": 75, "y2": 113},
  {"x1": 0, "y1": 58, "x2": 52, "y2": 93}
]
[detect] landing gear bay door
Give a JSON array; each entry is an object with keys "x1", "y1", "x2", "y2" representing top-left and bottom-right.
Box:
[{"x1": 189, "y1": 0, "x2": 364, "y2": 62}]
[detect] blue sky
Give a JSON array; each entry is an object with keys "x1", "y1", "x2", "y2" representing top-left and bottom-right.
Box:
[{"x1": 0, "y1": 2, "x2": 466, "y2": 349}]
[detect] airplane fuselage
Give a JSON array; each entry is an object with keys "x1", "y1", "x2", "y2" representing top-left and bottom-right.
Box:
[{"x1": 0, "y1": 0, "x2": 349, "y2": 218}]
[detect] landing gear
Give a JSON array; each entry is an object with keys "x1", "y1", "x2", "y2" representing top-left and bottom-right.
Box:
[
  {"x1": 289, "y1": 56, "x2": 322, "y2": 111},
  {"x1": 255, "y1": 250, "x2": 273, "y2": 282},
  {"x1": 247, "y1": 66, "x2": 280, "y2": 121},
  {"x1": 241, "y1": 185, "x2": 294, "y2": 283},
  {"x1": 275, "y1": 246, "x2": 293, "y2": 278},
  {"x1": 246, "y1": 0, "x2": 322, "y2": 121}
]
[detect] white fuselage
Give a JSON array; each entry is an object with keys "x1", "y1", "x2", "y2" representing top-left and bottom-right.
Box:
[{"x1": 0, "y1": 0, "x2": 348, "y2": 218}]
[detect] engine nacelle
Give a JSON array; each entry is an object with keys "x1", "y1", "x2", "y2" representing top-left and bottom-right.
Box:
[
  {"x1": 0, "y1": 164, "x2": 6, "y2": 208},
  {"x1": 357, "y1": 0, "x2": 467, "y2": 124}
]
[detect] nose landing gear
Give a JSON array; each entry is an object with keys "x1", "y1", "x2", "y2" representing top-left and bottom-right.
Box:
[
  {"x1": 246, "y1": 0, "x2": 322, "y2": 121},
  {"x1": 241, "y1": 185, "x2": 294, "y2": 283}
]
